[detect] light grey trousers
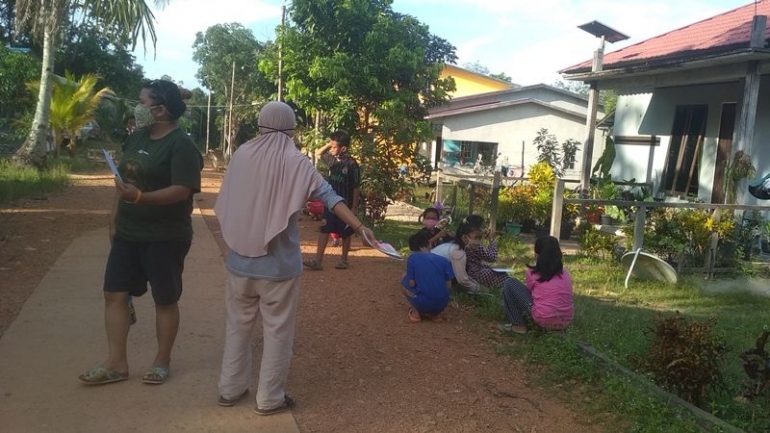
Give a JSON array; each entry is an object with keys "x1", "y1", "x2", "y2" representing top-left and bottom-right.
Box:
[{"x1": 217, "y1": 273, "x2": 301, "y2": 410}]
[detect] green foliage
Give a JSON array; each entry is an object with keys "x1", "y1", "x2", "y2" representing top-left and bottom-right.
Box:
[
  {"x1": 592, "y1": 135, "x2": 616, "y2": 179},
  {"x1": 533, "y1": 128, "x2": 561, "y2": 176},
  {"x1": 192, "y1": 23, "x2": 274, "y2": 148},
  {"x1": 0, "y1": 44, "x2": 39, "y2": 118},
  {"x1": 527, "y1": 161, "x2": 556, "y2": 226},
  {"x1": 575, "y1": 221, "x2": 617, "y2": 259},
  {"x1": 28, "y1": 71, "x2": 114, "y2": 154},
  {"x1": 56, "y1": 20, "x2": 145, "y2": 98},
  {"x1": 740, "y1": 328, "x2": 770, "y2": 401},
  {"x1": 265, "y1": 0, "x2": 457, "y2": 223},
  {"x1": 561, "y1": 138, "x2": 580, "y2": 171},
  {"x1": 632, "y1": 208, "x2": 736, "y2": 268},
  {"x1": 0, "y1": 158, "x2": 69, "y2": 203},
  {"x1": 498, "y1": 184, "x2": 535, "y2": 223},
  {"x1": 724, "y1": 150, "x2": 756, "y2": 204},
  {"x1": 630, "y1": 314, "x2": 727, "y2": 406}
]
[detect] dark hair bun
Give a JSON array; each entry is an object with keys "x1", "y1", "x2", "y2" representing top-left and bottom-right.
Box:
[{"x1": 178, "y1": 87, "x2": 192, "y2": 100}]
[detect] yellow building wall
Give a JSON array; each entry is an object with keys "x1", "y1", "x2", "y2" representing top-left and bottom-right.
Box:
[{"x1": 440, "y1": 64, "x2": 514, "y2": 98}]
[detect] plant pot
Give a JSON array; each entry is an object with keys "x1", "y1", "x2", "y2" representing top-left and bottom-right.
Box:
[
  {"x1": 534, "y1": 226, "x2": 549, "y2": 238},
  {"x1": 600, "y1": 214, "x2": 613, "y2": 226},
  {"x1": 521, "y1": 219, "x2": 536, "y2": 234},
  {"x1": 559, "y1": 224, "x2": 574, "y2": 240},
  {"x1": 505, "y1": 222, "x2": 522, "y2": 235}
]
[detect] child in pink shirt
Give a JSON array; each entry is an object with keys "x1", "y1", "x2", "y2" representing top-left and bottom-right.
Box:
[{"x1": 501, "y1": 236, "x2": 574, "y2": 334}]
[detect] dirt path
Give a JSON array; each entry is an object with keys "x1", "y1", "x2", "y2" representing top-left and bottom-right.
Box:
[{"x1": 1, "y1": 167, "x2": 602, "y2": 432}]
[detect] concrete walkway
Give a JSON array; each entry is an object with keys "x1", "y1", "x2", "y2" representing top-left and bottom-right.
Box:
[{"x1": 0, "y1": 210, "x2": 300, "y2": 433}]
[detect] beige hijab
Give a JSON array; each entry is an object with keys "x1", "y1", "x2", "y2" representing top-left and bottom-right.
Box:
[{"x1": 215, "y1": 101, "x2": 324, "y2": 257}]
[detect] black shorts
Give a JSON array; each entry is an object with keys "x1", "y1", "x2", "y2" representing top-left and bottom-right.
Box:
[
  {"x1": 319, "y1": 208, "x2": 354, "y2": 238},
  {"x1": 104, "y1": 237, "x2": 192, "y2": 305}
]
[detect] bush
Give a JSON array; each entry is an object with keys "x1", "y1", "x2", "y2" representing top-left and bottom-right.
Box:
[
  {"x1": 631, "y1": 313, "x2": 727, "y2": 406},
  {"x1": 739, "y1": 328, "x2": 770, "y2": 401},
  {"x1": 499, "y1": 183, "x2": 535, "y2": 223},
  {"x1": 575, "y1": 221, "x2": 617, "y2": 259},
  {"x1": 630, "y1": 208, "x2": 736, "y2": 268}
]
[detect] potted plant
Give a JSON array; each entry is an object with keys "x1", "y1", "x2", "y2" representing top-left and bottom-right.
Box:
[
  {"x1": 560, "y1": 196, "x2": 580, "y2": 240},
  {"x1": 502, "y1": 183, "x2": 535, "y2": 234}
]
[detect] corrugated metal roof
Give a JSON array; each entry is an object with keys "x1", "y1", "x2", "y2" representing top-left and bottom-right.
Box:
[{"x1": 562, "y1": 0, "x2": 770, "y2": 74}]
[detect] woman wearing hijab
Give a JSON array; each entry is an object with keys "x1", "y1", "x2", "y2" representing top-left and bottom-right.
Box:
[{"x1": 214, "y1": 101, "x2": 375, "y2": 415}]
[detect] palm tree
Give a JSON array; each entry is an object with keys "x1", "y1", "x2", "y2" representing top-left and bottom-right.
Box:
[
  {"x1": 13, "y1": 0, "x2": 169, "y2": 166},
  {"x1": 27, "y1": 71, "x2": 114, "y2": 155}
]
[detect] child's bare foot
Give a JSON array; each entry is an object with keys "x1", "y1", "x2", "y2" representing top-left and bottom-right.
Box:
[
  {"x1": 426, "y1": 314, "x2": 443, "y2": 322},
  {"x1": 407, "y1": 308, "x2": 422, "y2": 323}
]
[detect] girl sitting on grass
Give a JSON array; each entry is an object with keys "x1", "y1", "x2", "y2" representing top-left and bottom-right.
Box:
[{"x1": 500, "y1": 235, "x2": 574, "y2": 334}]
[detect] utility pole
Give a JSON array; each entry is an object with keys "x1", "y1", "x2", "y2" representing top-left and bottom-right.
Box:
[
  {"x1": 576, "y1": 21, "x2": 629, "y2": 197},
  {"x1": 205, "y1": 90, "x2": 212, "y2": 153},
  {"x1": 227, "y1": 60, "x2": 236, "y2": 158},
  {"x1": 278, "y1": 4, "x2": 286, "y2": 102}
]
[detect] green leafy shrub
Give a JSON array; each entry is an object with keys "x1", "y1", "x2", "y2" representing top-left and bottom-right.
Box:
[
  {"x1": 631, "y1": 208, "x2": 736, "y2": 268},
  {"x1": 739, "y1": 328, "x2": 770, "y2": 401},
  {"x1": 500, "y1": 183, "x2": 535, "y2": 223},
  {"x1": 575, "y1": 221, "x2": 617, "y2": 259},
  {"x1": 631, "y1": 314, "x2": 727, "y2": 406}
]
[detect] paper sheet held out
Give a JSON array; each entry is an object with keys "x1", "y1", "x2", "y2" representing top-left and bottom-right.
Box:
[
  {"x1": 103, "y1": 149, "x2": 122, "y2": 182},
  {"x1": 361, "y1": 230, "x2": 402, "y2": 260}
]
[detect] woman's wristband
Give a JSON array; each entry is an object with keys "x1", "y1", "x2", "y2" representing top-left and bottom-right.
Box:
[{"x1": 133, "y1": 190, "x2": 143, "y2": 204}]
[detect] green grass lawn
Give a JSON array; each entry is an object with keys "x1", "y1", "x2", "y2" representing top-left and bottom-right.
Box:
[
  {"x1": 376, "y1": 216, "x2": 770, "y2": 431},
  {"x1": 0, "y1": 138, "x2": 112, "y2": 205}
]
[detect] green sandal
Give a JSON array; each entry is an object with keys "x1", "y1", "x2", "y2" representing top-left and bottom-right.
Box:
[
  {"x1": 142, "y1": 365, "x2": 170, "y2": 385},
  {"x1": 303, "y1": 259, "x2": 323, "y2": 270},
  {"x1": 78, "y1": 366, "x2": 128, "y2": 386}
]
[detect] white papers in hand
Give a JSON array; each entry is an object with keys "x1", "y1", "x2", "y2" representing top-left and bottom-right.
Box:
[
  {"x1": 103, "y1": 149, "x2": 122, "y2": 182},
  {"x1": 360, "y1": 230, "x2": 403, "y2": 260}
]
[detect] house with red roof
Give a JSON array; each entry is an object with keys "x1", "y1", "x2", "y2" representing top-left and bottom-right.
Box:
[{"x1": 561, "y1": 0, "x2": 770, "y2": 204}]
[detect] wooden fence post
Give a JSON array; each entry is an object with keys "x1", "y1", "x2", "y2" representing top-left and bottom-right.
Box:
[
  {"x1": 450, "y1": 182, "x2": 458, "y2": 213},
  {"x1": 489, "y1": 171, "x2": 502, "y2": 233},
  {"x1": 632, "y1": 205, "x2": 646, "y2": 251},
  {"x1": 469, "y1": 184, "x2": 476, "y2": 215},
  {"x1": 550, "y1": 180, "x2": 565, "y2": 238}
]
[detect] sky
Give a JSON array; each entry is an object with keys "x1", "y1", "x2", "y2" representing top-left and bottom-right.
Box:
[{"x1": 132, "y1": 0, "x2": 753, "y2": 90}]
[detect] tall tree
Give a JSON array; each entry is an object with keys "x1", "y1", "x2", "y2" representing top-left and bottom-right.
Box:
[
  {"x1": 463, "y1": 61, "x2": 512, "y2": 83},
  {"x1": 56, "y1": 20, "x2": 145, "y2": 98},
  {"x1": 265, "y1": 0, "x2": 456, "y2": 222},
  {"x1": 13, "y1": 0, "x2": 167, "y2": 166},
  {"x1": 192, "y1": 23, "x2": 274, "y2": 153}
]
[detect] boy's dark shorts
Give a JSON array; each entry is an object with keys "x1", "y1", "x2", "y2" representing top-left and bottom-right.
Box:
[
  {"x1": 104, "y1": 237, "x2": 192, "y2": 305},
  {"x1": 320, "y1": 208, "x2": 355, "y2": 238}
]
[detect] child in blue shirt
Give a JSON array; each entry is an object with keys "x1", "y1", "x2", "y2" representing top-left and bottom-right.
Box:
[{"x1": 402, "y1": 232, "x2": 454, "y2": 322}]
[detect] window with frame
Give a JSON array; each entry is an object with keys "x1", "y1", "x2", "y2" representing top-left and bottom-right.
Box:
[
  {"x1": 460, "y1": 142, "x2": 474, "y2": 162},
  {"x1": 662, "y1": 105, "x2": 707, "y2": 196}
]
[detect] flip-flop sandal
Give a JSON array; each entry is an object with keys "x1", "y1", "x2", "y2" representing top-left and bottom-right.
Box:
[
  {"x1": 142, "y1": 365, "x2": 170, "y2": 385},
  {"x1": 254, "y1": 394, "x2": 295, "y2": 416},
  {"x1": 217, "y1": 389, "x2": 249, "y2": 407},
  {"x1": 303, "y1": 259, "x2": 323, "y2": 271},
  {"x1": 407, "y1": 308, "x2": 422, "y2": 323},
  {"x1": 334, "y1": 260, "x2": 349, "y2": 270},
  {"x1": 78, "y1": 366, "x2": 128, "y2": 386}
]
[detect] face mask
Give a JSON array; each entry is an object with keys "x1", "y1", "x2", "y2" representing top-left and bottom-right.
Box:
[
  {"x1": 134, "y1": 103, "x2": 157, "y2": 129},
  {"x1": 464, "y1": 235, "x2": 480, "y2": 247},
  {"x1": 423, "y1": 219, "x2": 437, "y2": 230}
]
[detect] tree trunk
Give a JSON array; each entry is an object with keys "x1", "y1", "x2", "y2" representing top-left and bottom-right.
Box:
[{"x1": 15, "y1": 21, "x2": 56, "y2": 168}]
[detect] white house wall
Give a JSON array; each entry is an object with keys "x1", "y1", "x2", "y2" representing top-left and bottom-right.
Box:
[
  {"x1": 611, "y1": 78, "x2": 770, "y2": 202},
  {"x1": 440, "y1": 103, "x2": 604, "y2": 177}
]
